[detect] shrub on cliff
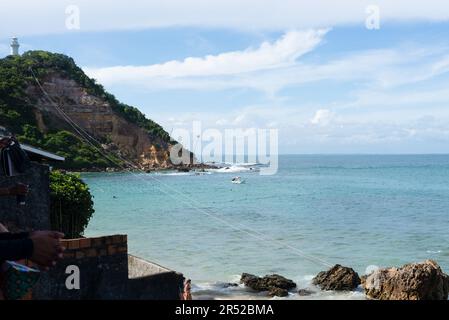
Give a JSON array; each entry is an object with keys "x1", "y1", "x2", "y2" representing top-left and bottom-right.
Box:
[{"x1": 50, "y1": 170, "x2": 94, "y2": 238}]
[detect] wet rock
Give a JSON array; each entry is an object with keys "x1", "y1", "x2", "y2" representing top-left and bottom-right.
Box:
[
  {"x1": 297, "y1": 289, "x2": 314, "y2": 296},
  {"x1": 313, "y1": 264, "x2": 361, "y2": 291},
  {"x1": 260, "y1": 274, "x2": 297, "y2": 290},
  {"x1": 240, "y1": 273, "x2": 296, "y2": 293},
  {"x1": 219, "y1": 282, "x2": 239, "y2": 288},
  {"x1": 363, "y1": 260, "x2": 449, "y2": 300},
  {"x1": 240, "y1": 273, "x2": 260, "y2": 289},
  {"x1": 268, "y1": 287, "x2": 289, "y2": 297}
]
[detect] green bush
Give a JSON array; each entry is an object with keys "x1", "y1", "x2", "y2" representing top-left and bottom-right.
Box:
[{"x1": 50, "y1": 170, "x2": 94, "y2": 238}]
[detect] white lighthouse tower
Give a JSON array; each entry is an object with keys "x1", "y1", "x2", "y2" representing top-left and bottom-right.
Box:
[{"x1": 10, "y1": 37, "x2": 20, "y2": 56}]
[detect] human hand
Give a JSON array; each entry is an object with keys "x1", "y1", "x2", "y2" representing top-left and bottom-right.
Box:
[{"x1": 29, "y1": 231, "x2": 65, "y2": 269}]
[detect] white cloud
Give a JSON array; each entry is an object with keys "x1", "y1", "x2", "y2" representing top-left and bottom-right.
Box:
[
  {"x1": 145, "y1": 64, "x2": 449, "y2": 153},
  {"x1": 84, "y1": 40, "x2": 449, "y2": 96},
  {"x1": 1, "y1": 0, "x2": 449, "y2": 39},
  {"x1": 85, "y1": 29, "x2": 327, "y2": 81},
  {"x1": 310, "y1": 109, "x2": 335, "y2": 126}
]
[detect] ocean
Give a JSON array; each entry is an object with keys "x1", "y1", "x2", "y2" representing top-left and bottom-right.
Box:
[{"x1": 82, "y1": 155, "x2": 449, "y2": 299}]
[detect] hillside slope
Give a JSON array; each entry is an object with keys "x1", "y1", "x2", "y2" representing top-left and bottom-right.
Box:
[{"x1": 0, "y1": 51, "x2": 186, "y2": 170}]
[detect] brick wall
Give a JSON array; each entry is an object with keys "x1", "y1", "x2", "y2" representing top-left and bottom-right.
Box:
[
  {"x1": 61, "y1": 235, "x2": 128, "y2": 260},
  {"x1": 33, "y1": 235, "x2": 129, "y2": 300},
  {"x1": 33, "y1": 235, "x2": 184, "y2": 300}
]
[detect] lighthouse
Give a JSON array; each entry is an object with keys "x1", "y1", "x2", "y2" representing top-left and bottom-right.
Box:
[{"x1": 10, "y1": 37, "x2": 20, "y2": 56}]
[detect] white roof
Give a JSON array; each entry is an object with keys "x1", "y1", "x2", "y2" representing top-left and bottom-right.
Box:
[{"x1": 21, "y1": 144, "x2": 65, "y2": 162}]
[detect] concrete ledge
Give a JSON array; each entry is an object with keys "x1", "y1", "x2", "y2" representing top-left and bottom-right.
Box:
[
  {"x1": 127, "y1": 254, "x2": 184, "y2": 300},
  {"x1": 128, "y1": 254, "x2": 171, "y2": 278}
]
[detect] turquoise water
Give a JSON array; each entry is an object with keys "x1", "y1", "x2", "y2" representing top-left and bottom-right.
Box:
[{"x1": 83, "y1": 155, "x2": 449, "y2": 298}]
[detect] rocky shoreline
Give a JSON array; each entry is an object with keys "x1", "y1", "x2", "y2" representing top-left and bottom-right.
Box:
[
  {"x1": 236, "y1": 260, "x2": 449, "y2": 300},
  {"x1": 70, "y1": 162, "x2": 219, "y2": 174}
]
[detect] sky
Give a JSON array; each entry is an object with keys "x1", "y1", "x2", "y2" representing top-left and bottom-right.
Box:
[{"x1": 1, "y1": 1, "x2": 449, "y2": 154}]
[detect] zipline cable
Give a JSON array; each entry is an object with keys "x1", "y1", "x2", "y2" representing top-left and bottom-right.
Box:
[{"x1": 29, "y1": 68, "x2": 333, "y2": 268}]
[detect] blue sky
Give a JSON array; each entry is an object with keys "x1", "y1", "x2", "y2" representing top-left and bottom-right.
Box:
[{"x1": 1, "y1": 1, "x2": 449, "y2": 154}]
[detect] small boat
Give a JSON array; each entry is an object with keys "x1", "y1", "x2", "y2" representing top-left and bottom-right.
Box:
[{"x1": 231, "y1": 176, "x2": 245, "y2": 184}]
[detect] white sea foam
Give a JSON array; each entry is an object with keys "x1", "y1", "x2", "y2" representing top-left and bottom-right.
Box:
[
  {"x1": 223, "y1": 162, "x2": 261, "y2": 167},
  {"x1": 191, "y1": 274, "x2": 366, "y2": 300},
  {"x1": 151, "y1": 171, "x2": 212, "y2": 176},
  {"x1": 209, "y1": 165, "x2": 255, "y2": 174},
  {"x1": 426, "y1": 250, "x2": 442, "y2": 254},
  {"x1": 153, "y1": 172, "x2": 193, "y2": 176}
]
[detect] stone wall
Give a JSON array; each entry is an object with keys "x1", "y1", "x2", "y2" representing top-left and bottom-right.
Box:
[
  {"x1": 0, "y1": 162, "x2": 51, "y2": 232},
  {"x1": 33, "y1": 235, "x2": 185, "y2": 300},
  {"x1": 34, "y1": 235, "x2": 129, "y2": 300},
  {"x1": 0, "y1": 162, "x2": 184, "y2": 300}
]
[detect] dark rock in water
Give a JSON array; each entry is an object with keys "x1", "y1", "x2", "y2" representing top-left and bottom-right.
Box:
[
  {"x1": 220, "y1": 282, "x2": 239, "y2": 288},
  {"x1": 261, "y1": 274, "x2": 297, "y2": 290},
  {"x1": 297, "y1": 289, "x2": 314, "y2": 296},
  {"x1": 268, "y1": 287, "x2": 289, "y2": 297},
  {"x1": 241, "y1": 273, "x2": 260, "y2": 288},
  {"x1": 363, "y1": 260, "x2": 449, "y2": 300},
  {"x1": 240, "y1": 273, "x2": 296, "y2": 293},
  {"x1": 313, "y1": 264, "x2": 361, "y2": 291}
]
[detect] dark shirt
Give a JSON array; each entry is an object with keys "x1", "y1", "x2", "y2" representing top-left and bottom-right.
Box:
[{"x1": 0, "y1": 232, "x2": 33, "y2": 262}]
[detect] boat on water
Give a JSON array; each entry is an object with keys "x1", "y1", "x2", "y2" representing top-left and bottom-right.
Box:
[{"x1": 231, "y1": 176, "x2": 245, "y2": 184}]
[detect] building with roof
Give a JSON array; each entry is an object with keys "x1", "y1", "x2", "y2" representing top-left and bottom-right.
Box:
[{"x1": 0, "y1": 140, "x2": 184, "y2": 300}]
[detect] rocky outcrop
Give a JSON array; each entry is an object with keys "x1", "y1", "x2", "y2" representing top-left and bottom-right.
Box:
[
  {"x1": 25, "y1": 73, "x2": 178, "y2": 170},
  {"x1": 268, "y1": 287, "x2": 289, "y2": 297},
  {"x1": 297, "y1": 288, "x2": 314, "y2": 296},
  {"x1": 240, "y1": 273, "x2": 296, "y2": 297},
  {"x1": 363, "y1": 260, "x2": 449, "y2": 300},
  {"x1": 313, "y1": 264, "x2": 361, "y2": 291}
]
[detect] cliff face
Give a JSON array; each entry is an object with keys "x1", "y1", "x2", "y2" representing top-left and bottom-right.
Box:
[
  {"x1": 0, "y1": 51, "x2": 185, "y2": 170},
  {"x1": 26, "y1": 72, "x2": 172, "y2": 169}
]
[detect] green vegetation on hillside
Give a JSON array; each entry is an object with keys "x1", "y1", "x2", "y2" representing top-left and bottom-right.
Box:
[
  {"x1": 0, "y1": 50, "x2": 173, "y2": 169},
  {"x1": 18, "y1": 126, "x2": 112, "y2": 169}
]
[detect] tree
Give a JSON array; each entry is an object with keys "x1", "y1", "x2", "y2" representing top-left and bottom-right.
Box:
[{"x1": 50, "y1": 170, "x2": 94, "y2": 238}]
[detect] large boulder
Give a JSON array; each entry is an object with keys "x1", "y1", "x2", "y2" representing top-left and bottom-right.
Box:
[
  {"x1": 240, "y1": 273, "x2": 296, "y2": 294},
  {"x1": 268, "y1": 287, "x2": 289, "y2": 297},
  {"x1": 313, "y1": 264, "x2": 361, "y2": 291},
  {"x1": 363, "y1": 260, "x2": 449, "y2": 300}
]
